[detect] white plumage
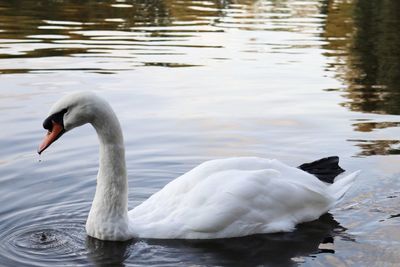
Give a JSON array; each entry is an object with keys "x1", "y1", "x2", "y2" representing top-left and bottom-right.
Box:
[
  {"x1": 39, "y1": 92, "x2": 359, "y2": 241},
  {"x1": 129, "y1": 157, "x2": 359, "y2": 239}
]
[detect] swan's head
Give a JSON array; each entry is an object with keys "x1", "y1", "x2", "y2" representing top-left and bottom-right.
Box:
[{"x1": 38, "y1": 91, "x2": 101, "y2": 154}]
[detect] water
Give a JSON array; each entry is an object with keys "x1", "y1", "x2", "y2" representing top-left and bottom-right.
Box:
[{"x1": 0, "y1": 0, "x2": 399, "y2": 266}]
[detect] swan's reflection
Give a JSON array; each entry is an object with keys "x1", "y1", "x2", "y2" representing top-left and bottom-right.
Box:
[
  {"x1": 144, "y1": 213, "x2": 350, "y2": 266},
  {"x1": 86, "y1": 236, "x2": 134, "y2": 267},
  {"x1": 85, "y1": 213, "x2": 352, "y2": 267}
]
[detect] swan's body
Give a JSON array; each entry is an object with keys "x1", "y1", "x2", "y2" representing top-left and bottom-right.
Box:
[{"x1": 38, "y1": 92, "x2": 359, "y2": 241}]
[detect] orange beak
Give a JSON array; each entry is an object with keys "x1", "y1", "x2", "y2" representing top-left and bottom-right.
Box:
[{"x1": 38, "y1": 121, "x2": 65, "y2": 154}]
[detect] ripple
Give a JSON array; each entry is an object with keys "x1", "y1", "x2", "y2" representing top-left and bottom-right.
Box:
[
  {"x1": 12, "y1": 225, "x2": 83, "y2": 250},
  {"x1": 0, "y1": 196, "x2": 136, "y2": 266},
  {"x1": 27, "y1": 35, "x2": 70, "y2": 40},
  {"x1": 0, "y1": 200, "x2": 90, "y2": 266},
  {"x1": 1, "y1": 222, "x2": 87, "y2": 266}
]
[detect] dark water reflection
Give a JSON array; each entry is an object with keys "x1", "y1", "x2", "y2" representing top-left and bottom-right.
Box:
[
  {"x1": 86, "y1": 237, "x2": 134, "y2": 267},
  {"x1": 1, "y1": 0, "x2": 400, "y2": 266},
  {"x1": 326, "y1": 0, "x2": 400, "y2": 115},
  {"x1": 323, "y1": 0, "x2": 400, "y2": 156},
  {"x1": 85, "y1": 214, "x2": 343, "y2": 267}
]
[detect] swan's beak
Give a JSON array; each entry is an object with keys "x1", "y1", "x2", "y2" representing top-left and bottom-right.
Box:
[{"x1": 38, "y1": 121, "x2": 65, "y2": 154}]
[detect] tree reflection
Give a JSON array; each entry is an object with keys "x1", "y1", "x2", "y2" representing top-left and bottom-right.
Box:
[
  {"x1": 348, "y1": 139, "x2": 400, "y2": 157},
  {"x1": 323, "y1": 0, "x2": 400, "y2": 156},
  {"x1": 324, "y1": 0, "x2": 400, "y2": 115},
  {"x1": 3, "y1": 0, "x2": 397, "y2": 109},
  {"x1": 0, "y1": 0, "x2": 171, "y2": 40}
]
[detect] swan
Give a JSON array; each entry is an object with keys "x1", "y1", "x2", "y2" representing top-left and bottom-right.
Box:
[{"x1": 38, "y1": 91, "x2": 359, "y2": 241}]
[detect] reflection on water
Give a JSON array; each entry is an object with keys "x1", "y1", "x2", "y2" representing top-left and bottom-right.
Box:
[
  {"x1": 86, "y1": 237, "x2": 133, "y2": 267},
  {"x1": 349, "y1": 139, "x2": 400, "y2": 157},
  {"x1": 1, "y1": 0, "x2": 400, "y2": 266},
  {"x1": 324, "y1": 0, "x2": 400, "y2": 115},
  {"x1": 0, "y1": 0, "x2": 327, "y2": 74},
  {"x1": 86, "y1": 214, "x2": 346, "y2": 267},
  {"x1": 323, "y1": 0, "x2": 400, "y2": 156},
  {"x1": 141, "y1": 214, "x2": 345, "y2": 267},
  {"x1": 349, "y1": 1, "x2": 400, "y2": 115}
]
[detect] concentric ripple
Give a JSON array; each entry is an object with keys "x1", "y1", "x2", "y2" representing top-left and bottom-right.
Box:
[
  {"x1": 0, "y1": 201, "x2": 135, "y2": 266},
  {"x1": 11, "y1": 225, "x2": 84, "y2": 252},
  {"x1": 0, "y1": 207, "x2": 88, "y2": 266}
]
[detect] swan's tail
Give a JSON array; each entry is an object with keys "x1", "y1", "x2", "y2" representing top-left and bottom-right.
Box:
[
  {"x1": 328, "y1": 170, "x2": 360, "y2": 205},
  {"x1": 298, "y1": 156, "x2": 344, "y2": 184}
]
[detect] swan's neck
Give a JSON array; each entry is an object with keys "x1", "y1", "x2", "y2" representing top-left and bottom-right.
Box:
[{"x1": 86, "y1": 102, "x2": 132, "y2": 241}]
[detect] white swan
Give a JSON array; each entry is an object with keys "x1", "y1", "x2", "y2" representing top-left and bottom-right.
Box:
[{"x1": 38, "y1": 92, "x2": 359, "y2": 241}]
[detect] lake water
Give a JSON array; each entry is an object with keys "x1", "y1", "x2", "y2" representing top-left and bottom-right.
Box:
[{"x1": 0, "y1": 0, "x2": 399, "y2": 266}]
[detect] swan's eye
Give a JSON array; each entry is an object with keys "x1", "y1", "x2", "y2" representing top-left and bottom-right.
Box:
[{"x1": 43, "y1": 108, "x2": 68, "y2": 131}]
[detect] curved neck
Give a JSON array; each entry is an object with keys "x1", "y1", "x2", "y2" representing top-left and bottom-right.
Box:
[
  {"x1": 93, "y1": 105, "x2": 127, "y2": 195},
  {"x1": 94, "y1": 112, "x2": 127, "y2": 215},
  {"x1": 86, "y1": 101, "x2": 131, "y2": 240}
]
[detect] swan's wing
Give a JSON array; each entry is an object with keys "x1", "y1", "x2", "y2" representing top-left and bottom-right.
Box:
[
  {"x1": 181, "y1": 169, "x2": 333, "y2": 238},
  {"x1": 129, "y1": 158, "x2": 333, "y2": 239},
  {"x1": 128, "y1": 157, "x2": 286, "y2": 220}
]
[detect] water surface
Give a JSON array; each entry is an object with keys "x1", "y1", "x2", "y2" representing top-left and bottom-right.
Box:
[{"x1": 0, "y1": 0, "x2": 400, "y2": 266}]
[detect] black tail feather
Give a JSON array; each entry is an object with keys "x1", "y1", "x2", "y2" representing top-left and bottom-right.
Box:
[{"x1": 298, "y1": 156, "x2": 345, "y2": 184}]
